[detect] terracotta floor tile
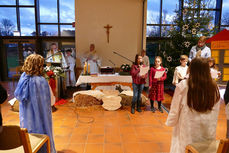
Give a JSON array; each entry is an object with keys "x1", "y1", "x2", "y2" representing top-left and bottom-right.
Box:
[
  {"x1": 120, "y1": 126, "x2": 136, "y2": 135},
  {"x1": 67, "y1": 143, "x2": 85, "y2": 153},
  {"x1": 62, "y1": 119, "x2": 77, "y2": 128},
  {"x1": 72, "y1": 127, "x2": 90, "y2": 135},
  {"x1": 104, "y1": 143, "x2": 123, "y2": 153},
  {"x1": 123, "y1": 143, "x2": 142, "y2": 153},
  {"x1": 84, "y1": 144, "x2": 103, "y2": 153},
  {"x1": 70, "y1": 134, "x2": 88, "y2": 144},
  {"x1": 139, "y1": 142, "x2": 162, "y2": 153},
  {"x1": 105, "y1": 127, "x2": 120, "y2": 135},
  {"x1": 54, "y1": 127, "x2": 73, "y2": 136},
  {"x1": 87, "y1": 134, "x2": 104, "y2": 144},
  {"x1": 105, "y1": 134, "x2": 121, "y2": 144},
  {"x1": 134, "y1": 126, "x2": 155, "y2": 134},
  {"x1": 89, "y1": 126, "x2": 105, "y2": 135},
  {"x1": 55, "y1": 144, "x2": 69, "y2": 152},
  {"x1": 54, "y1": 135, "x2": 71, "y2": 145},
  {"x1": 136, "y1": 134, "x2": 156, "y2": 143},
  {"x1": 53, "y1": 120, "x2": 63, "y2": 127},
  {"x1": 121, "y1": 134, "x2": 138, "y2": 143}
]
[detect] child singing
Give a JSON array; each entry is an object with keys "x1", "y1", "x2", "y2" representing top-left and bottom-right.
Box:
[
  {"x1": 149, "y1": 56, "x2": 167, "y2": 113},
  {"x1": 172, "y1": 55, "x2": 188, "y2": 86},
  {"x1": 130, "y1": 54, "x2": 148, "y2": 114}
]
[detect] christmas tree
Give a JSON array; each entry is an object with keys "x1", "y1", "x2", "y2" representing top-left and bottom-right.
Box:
[{"x1": 158, "y1": 0, "x2": 217, "y2": 84}]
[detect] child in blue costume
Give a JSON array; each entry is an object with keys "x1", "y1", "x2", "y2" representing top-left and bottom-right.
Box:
[{"x1": 15, "y1": 54, "x2": 56, "y2": 153}]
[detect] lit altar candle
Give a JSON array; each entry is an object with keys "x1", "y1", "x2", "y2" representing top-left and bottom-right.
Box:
[
  {"x1": 88, "y1": 63, "x2": 90, "y2": 74},
  {"x1": 83, "y1": 62, "x2": 87, "y2": 75}
]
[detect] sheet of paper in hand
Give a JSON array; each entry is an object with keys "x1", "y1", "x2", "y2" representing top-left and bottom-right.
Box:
[
  {"x1": 211, "y1": 69, "x2": 219, "y2": 79},
  {"x1": 154, "y1": 70, "x2": 165, "y2": 79},
  {"x1": 139, "y1": 67, "x2": 149, "y2": 76}
]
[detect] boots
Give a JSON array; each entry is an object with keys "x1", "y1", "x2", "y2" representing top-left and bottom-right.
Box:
[
  {"x1": 136, "y1": 101, "x2": 142, "y2": 112},
  {"x1": 158, "y1": 101, "x2": 163, "y2": 113},
  {"x1": 131, "y1": 103, "x2": 135, "y2": 114},
  {"x1": 150, "y1": 100, "x2": 156, "y2": 113}
]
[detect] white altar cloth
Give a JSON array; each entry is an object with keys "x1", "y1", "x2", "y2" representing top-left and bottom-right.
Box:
[{"x1": 76, "y1": 73, "x2": 132, "y2": 87}]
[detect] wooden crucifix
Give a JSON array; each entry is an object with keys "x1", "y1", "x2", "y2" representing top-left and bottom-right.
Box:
[{"x1": 104, "y1": 24, "x2": 112, "y2": 43}]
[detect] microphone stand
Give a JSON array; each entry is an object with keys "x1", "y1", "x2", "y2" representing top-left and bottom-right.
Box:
[
  {"x1": 113, "y1": 51, "x2": 134, "y2": 64},
  {"x1": 108, "y1": 60, "x2": 115, "y2": 67}
]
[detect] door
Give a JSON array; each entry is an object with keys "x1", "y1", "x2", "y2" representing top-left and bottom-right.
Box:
[{"x1": 3, "y1": 39, "x2": 36, "y2": 79}]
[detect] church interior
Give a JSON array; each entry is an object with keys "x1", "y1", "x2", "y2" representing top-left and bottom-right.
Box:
[{"x1": 0, "y1": 0, "x2": 229, "y2": 153}]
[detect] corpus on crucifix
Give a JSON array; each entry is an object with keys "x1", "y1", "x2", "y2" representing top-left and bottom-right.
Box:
[{"x1": 104, "y1": 24, "x2": 112, "y2": 43}]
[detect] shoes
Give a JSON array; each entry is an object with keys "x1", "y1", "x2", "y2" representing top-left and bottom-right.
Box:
[
  {"x1": 158, "y1": 107, "x2": 163, "y2": 113},
  {"x1": 131, "y1": 107, "x2": 135, "y2": 114},
  {"x1": 52, "y1": 106, "x2": 57, "y2": 112},
  {"x1": 136, "y1": 107, "x2": 142, "y2": 112},
  {"x1": 151, "y1": 107, "x2": 156, "y2": 113}
]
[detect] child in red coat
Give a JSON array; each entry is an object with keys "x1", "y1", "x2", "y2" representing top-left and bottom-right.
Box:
[
  {"x1": 130, "y1": 54, "x2": 148, "y2": 114},
  {"x1": 149, "y1": 56, "x2": 167, "y2": 113}
]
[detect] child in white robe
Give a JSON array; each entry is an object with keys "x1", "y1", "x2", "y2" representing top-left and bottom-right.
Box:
[
  {"x1": 65, "y1": 49, "x2": 76, "y2": 87},
  {"x1": 166, "y1": 58, "x2": 220, "y2": 153},
  {"x1": 172, "y1": 55, "x2": 188, "y2": 85}
]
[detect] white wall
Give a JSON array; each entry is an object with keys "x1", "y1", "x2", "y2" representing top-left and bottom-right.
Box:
[{"x1": 75, "y1": 0, "x2": 145, "y2": 68}]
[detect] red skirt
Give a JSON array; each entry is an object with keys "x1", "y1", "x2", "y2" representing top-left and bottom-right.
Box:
[{"x1": 149, "y1": 81, "x2": 164, "y2": 101}]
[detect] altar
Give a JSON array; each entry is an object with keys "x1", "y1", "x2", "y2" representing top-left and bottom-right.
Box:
[{"x1": 76, "y1": 73, "x2": 132, "y2": 90}]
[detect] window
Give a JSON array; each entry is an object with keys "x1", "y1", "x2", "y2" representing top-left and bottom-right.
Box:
[
  {"x1": 0, "y1": 8, "x2": 17, "y2": 36},
  {"x1": 20, "y1": 8, "x2": 35, "y2": 36},
  {"x1": 60, "y1": 25, "x2": 75, "y2": 36},
  {"x1": 147, "y1": 0, "x2": 179, "y2": 37},
  {"x1": 147, "y1": 0, "x2": 221, "y2": 38},
  {"x1": 221, "y1": 0, "x2": 229, "y2": 25},
  {"x1": 147, "y1": 26, "x2": 160, "y2": 37},
  {"x1": 147, "y1": 0, "x2": 160, "y2": 24},
  {"x1": 19, "y1": 0, "x2": 34, "y2": 6},
  {"x1": 38, "y1": 0, "x2": 75, "y2": 36},
  {"x1": 162, "y1": 0, "x2": 179, "y2": 24},
  {"x1": 40, "y1": 25, "x2": 58, "y2": 36},
  {"x1": 60, "y1": 0, "x2": 75, "y2": 23},
  {"x1": 39, "y1": 0, "x2": 58, "y2": 23},
  {"x1": 0, "y1": 0, "x2": 15, "y2": 5},
  {"x1": 202, "y1": 0, "x2": 217, "y2": 9}
]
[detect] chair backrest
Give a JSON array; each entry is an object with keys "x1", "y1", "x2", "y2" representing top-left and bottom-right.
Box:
[
  {"x1": 0, "y1": 125, "x2": 32, "y2": 153},
  {"x1": 0, "y1": 125, "x2": 22, "y2": 150},
  {"x1": 217, "y1": 139, "x2": 229, "y2": 153}
]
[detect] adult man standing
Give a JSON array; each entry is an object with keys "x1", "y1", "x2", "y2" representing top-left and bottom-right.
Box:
[
  {"x1": 189, "y1": 36, "x2": 211, "y2": 62},
  {"x1": 141, "y1": 49, "x2": 150, "y2": 92},
  {"x1": 82, "y1": 44, "x2": 101, "y2": 74},
  {"x1": 46, "y1": 43, "x2": 67, "y2": 68}
]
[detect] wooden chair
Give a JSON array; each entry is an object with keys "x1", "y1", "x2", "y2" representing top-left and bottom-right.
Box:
[
  {"x1": 0, "y1": 125, "x2": 50, "y2": 153},
  {"x1": 185, "y1": 139, "x2": 229, "y2": 153},
  {"x1": 12, "y1": 66, "x2": 22, "y2": 86}
]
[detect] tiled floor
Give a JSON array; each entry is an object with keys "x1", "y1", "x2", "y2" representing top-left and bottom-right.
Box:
[{"x1": 0, "y1": 81, "x2": 227, "y2": 153}]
